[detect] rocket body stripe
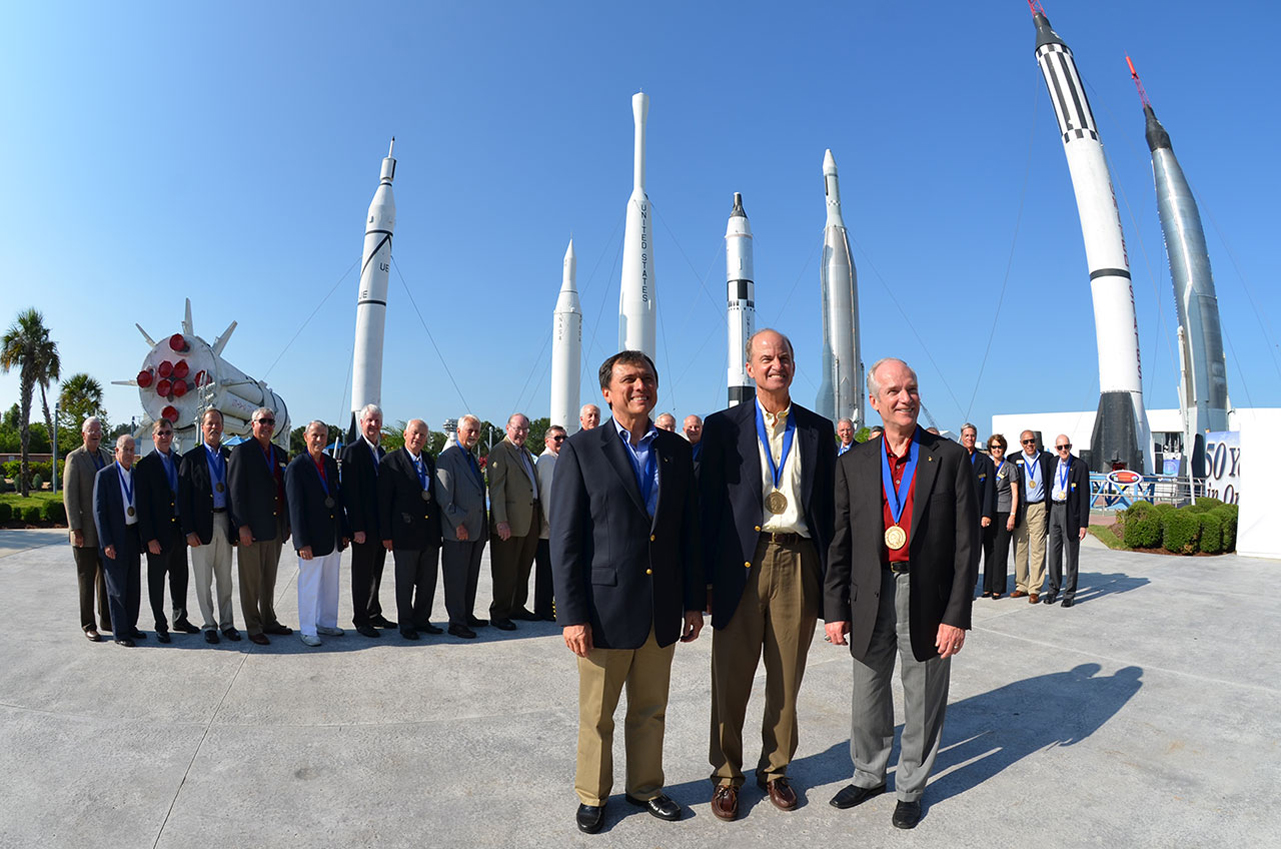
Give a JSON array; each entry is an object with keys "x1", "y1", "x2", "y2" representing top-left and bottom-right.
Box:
[
  {"x1": 1032, "y1": 11, "x2": 1150, "y2": 472},
  {"x1": 551, "y1": 239, "x2": 583, "y2": 434},
  {"x1": 351, "y1": 143, "x2": 397, "y2": 420},
  {"x1": 725, "y1": 192, "x2": 755, "y2": 406},
  {"x1": 815, "y1": 150, "x2": 863, "y2": 429},
  {"x1": 619, "y1": 92, "x2": 657, "y2": 358}
]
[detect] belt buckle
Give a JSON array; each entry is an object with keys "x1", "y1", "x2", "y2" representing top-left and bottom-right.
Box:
[{"x1": 889, "y1": 561, "x2": 909, "y2": 575}]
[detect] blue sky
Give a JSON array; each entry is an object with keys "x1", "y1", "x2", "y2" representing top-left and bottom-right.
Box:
[{"x1": 3, "y1": 1, "x2": 1277, "y2": 439}]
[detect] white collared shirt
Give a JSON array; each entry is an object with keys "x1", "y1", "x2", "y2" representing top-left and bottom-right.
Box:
[
  {"x1": 757, "y1": 401, "x2": 808, "y2": 536},
  {"x1": 117, "y1": 463, "x2": 138, "y2": 526}
]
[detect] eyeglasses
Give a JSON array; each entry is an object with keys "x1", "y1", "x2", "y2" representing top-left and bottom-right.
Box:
[
  {"x1": 256, "y1": 418, "x2": 275, "y2": 426},
  {"x1": 1056, "y1": 443, "x2": 1071, "y2": 450},
  {"x1": 1021, "y1": 439, "x2": 1036, "y2": 445}
]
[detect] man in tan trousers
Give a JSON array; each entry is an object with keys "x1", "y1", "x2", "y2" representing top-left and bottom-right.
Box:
[
  {"x1": 63, "y1": 416, "x2": 114, "y2": 640},
  {"x1": 486, "y1": 413, "x2": 541, "y2": 630},
  {"x1": 1012, "y1": 430, "x2": 1055, "y2": 603},
  {"x1": 698, "y1": 329, "x2": 836, "y2": 820}
]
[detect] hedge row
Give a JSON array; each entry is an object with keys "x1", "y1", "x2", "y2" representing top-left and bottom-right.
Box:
[
  {"x1": 2, "y1": 459, "x2": 61, "y2": 489},
  {"x1": 1123, "y1": 500, "x2": 1239, "y2": 555},
  {"x1": 0, "y1": 500, "x2": 67, "y2": 524}
]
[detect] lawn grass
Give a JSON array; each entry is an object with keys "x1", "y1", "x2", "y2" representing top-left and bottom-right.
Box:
[
  {"x1": 1088, "y1": 523, "x2": 1128, "y2": 550},
  {"x1": 0, "y1": 491, "x2": 61, "y2": 509}
]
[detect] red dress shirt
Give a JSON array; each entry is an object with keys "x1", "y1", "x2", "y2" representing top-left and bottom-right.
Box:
[{"x1": 882, "y1": 436, "x2": 917, "y2": 564}]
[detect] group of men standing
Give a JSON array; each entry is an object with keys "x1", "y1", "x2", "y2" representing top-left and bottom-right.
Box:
[{"x1": 550, "y1": 329, "x2": 978, "y2": 834}]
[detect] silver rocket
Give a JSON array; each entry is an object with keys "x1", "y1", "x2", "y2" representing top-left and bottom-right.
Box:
[
  {"x1": 1031, "y1": 6, "x2": 1151, "y2": 472},
  {"x1": 618, "y1": 92, "x2": 656, "y2": 359},
  {"x1": 1128, "y1": 57, "x2": 1230, "y2": 450},
  {"x1": 725, "y1": 193, "x2": 755, "y2": 406},
  {"x1": 550, "y1": 239, "x2": 583, "y2": 433},
  {"x1": 815, "y1": 149, "x2": 863, "y2": 429},
  {"x1": 350, "y1": 139, "x2": 397, "y2": 429}
]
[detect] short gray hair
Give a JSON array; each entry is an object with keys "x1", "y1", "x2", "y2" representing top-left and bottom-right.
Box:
[
  {"x1": 458, "y1": 414, "x2": 480, "y2": 429},
  {"x1": 81, "y1": 415, "x2": 102, "y2": 433},
  {"x1": 745, "y1": 328, "x2": 794, "y2": 361},
  {"x1": 866, "y1": 357, "x2": 915, "y2": 398},
  {"x1": 306, "y1": 419, "x2": 327, "y2": 434},
  {"x1": 115, "y1": 434, "x2": 134, "y2": 450},
  {"x1": 252, "y1": 407, "x2": 274, "y2": 423},
  {"x1": 837, "y1": 418, "x2": 854, "y2": 429},
  {"x1": 359, "y1": 403, "x2": 382, "y2": 423},
  {"x1": 961, "y1": 422, "x2": 978, "y2": 436}
]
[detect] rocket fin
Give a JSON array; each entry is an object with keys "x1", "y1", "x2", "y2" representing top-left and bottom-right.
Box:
[
  {"x1": 135, "y1": 324, "x2": 156, "y2": 347},
  {"x1": 182, "y1": 299, "x2": 193, "y2": 336},
  {"x1": 212, "y1": 321, "x2": 238, "y2": 357}
]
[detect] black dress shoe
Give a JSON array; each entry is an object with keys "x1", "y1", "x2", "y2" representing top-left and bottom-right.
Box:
[
  {"x1": 419, "y1": 624, "x2": 444, "y2": 635},
  {"x1": 1041, "y1": 594, "x2": 1057, "y2": 605},
  {"x1": 892, "y1": 800, "x2": 922, "y2": 829},
  {"x1": 830, "y1": 783, "x2": 885, "y2": 809},
  {"x1": 1061, "y1": 598, "x2": 1074, "y2": 608},
  {"x1": 400, "y1": 628, "x2": 420, "y2": 640},
  {"x1": 115, "y1": 638, "x2": 135, "y2": 647},
  {"x1": 511, "y1": 608, "x2": 539, "y2": 621},
  {"x1": 131, "y1": 630, "x2": 147, "y2": 640},
  {"x1": 264, "y1": 623, "x2": 293, "y2": 636},
  {"x1": 205, "y1": 630, "x2": 220, "y2": 644},
  {"x1": 85, "y1": 629, "x2": 102, "y2": 642},
  {"x1": 371, "y1": 615, "x2": 398, "y2": 629},
  {"x1": 356, "y1": 624, "x2": 381, "y2": 638},
  {"x1": 576, "y1": 803, "x2": 605, "y2": 834},
  {"x1": 448, "y1": 623, "x2": 477, "y2": 639},
  {"x1": 467, "y1": 616, "x2": 489, "y2": 628},
  {"x1": 173, "y1": 619, "x2": 201, "y2": 634},
  {"x1": 625, "y1": 793, "x2": 681, "y2": 822},
  {"x1": 248, "y1": 633, "x2": 270, "y2": 646},
  {"x1": 222, "y1": 628, "x2": 242, "y2": 642},
  {"x1": 156, "y1": 631, "x2": 171, "y2": 644},
  {"x1": 491, "y1": 618, "x2": 517, "y2": 631}
]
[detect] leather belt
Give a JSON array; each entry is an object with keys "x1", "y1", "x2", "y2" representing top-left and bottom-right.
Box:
[
  {"x1": 886, "y1": 561, "x2": 910, "y2": 575},
  {"x1": 212, "y1": 507, "x2": 227, "y2": 513},
  {"x1": 761, "y1": 531, "x2": 804, "y2": 546}
]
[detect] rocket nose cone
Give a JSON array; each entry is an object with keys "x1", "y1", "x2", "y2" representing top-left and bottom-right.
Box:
[
  {"x1": 1032, "y1": 12, "x2": 1065, "y2": 50},
  {"x1": 632, "y1": 91, "x2": 649, "y2": 122},
  {"x1": 823, "y1": 149, "x2": 837, "y2": 174},
  {"x1": 730, "y1": 192, "x2": 746, "y2": 218},
  {"x1": 565, "y1": 238, "x2": 575, "y2": 260},
  {"x1": 1143, "y1": 104, "x2": 1172, "y2": 152}
]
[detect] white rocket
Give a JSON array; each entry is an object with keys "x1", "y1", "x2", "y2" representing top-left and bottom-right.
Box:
[
  {"x1": 815, "y1": 149, "x2": 863, "y2": 429},
  {"x1": 350, "y1": 139, "x2": 397, "y2": 433},
  {"x1": 550, "y1": 239, "x2": 583, "y2": 433},
  {"x1": 618, "y1": 92, "x2": 656, "y2": 359},
  {"x1": 725, "y1": 192, "x2": 755, "y2": 406},
  {"x1": 1030, "y1": 6, "x2": 1151, "y2": 472}
]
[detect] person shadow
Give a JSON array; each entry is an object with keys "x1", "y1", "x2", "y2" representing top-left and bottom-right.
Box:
[{"x1": 977, "y1": 572, "x2": 1150, "y2": 607}]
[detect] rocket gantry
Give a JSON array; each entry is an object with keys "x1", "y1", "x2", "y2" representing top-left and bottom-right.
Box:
[
  {"x1": 350, "y1": 139, "x2": 398, "y2": 432},
  {"x1": 550, "y1": 239, "x2": 583, "y2": 434},
  {"x1": 725, "y1": 193, "x2": 756, "y2": 407},
  {"x1": 618, "y1": 92, "x2": 657, "y2": 359},
  {"x1": 1031, "y1": 7, "x2": 1151, "y2": 472},
  {"x1": 815, "y1": 149, "x2": 863, "y2": 430}
]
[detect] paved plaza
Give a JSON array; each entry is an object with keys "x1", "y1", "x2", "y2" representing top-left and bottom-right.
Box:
[{"x1": 1, "y1": 528, "x2": 1275, "y2": 848}]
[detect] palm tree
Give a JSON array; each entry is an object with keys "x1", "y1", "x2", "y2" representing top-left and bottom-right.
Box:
[
  {"x1": 59, "y1": 372, "x2": 106, "y2": 433},
  {"x1": 1, "y1": 309, "x2": 60, "y2": 496}
]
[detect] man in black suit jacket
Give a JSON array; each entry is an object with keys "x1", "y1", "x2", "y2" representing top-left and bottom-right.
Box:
[
  {"x1": 824, "y1": 357, "x2": 978, "y2": 830},
  {"x1": 699, "y1": 329, "x2": 835, "y2": 820},
  {"x1": 136, "y1": 418, "x2": 198, "y2": 642},
  {"x1": 550, "y1": 350, "x2": 704, "y2": 835},
  {"x1": 228, "y1": 407, "x2": 292, "y2": 645},
  {"x1": 287, "y1": 421, "x2": 351, "y2": 646},
  {"x1": 378, "y1": 420, "x2": 443, "y2": 640},
  {"x1": 1043, "y1": 434, "x2": 1091, "y2": 608},
  {"x1": 93, "y1": 435, "x2": 146, "y2": 647},
  {"x1": 341, "y1": 403, "x2": 395, "y2": 637},
  {"x1": 179, "y1": 409, "x2": 239, "y2": 643},
  {"x1": 961, "y1": 423, "x2": 997, "y2": 531}
]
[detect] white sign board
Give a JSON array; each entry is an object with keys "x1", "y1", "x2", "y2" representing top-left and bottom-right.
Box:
[{"x1": 1204, "y1": 431, "x2": 1240, "y2": 504}]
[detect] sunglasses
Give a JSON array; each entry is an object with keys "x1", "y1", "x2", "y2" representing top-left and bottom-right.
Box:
[
  {"x1": 1021, "y1": 439, "x2": 1036, "y2": 445},
  {"x1": 1056, "y1": 443, "x2": 1071, "y2": 450},
  {"x1": 256, "y1": 418, "x2": 275, "y2": 426},
  {"x1": 552, "y1": 435, "x2": 566, "y2": 442}
]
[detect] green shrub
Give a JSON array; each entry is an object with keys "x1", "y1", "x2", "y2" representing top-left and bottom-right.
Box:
[
  {"x1": 1152, "y1": 501, "x2": 1176, "y2": 515},
  {"x1": 21, "y1": 505, "x2": 42, "y2": 524},
  {"x1": 42, "y1": 500, "x2": 66, "y2": 524},
  {"x1": 1193, "y1": 496, "x2": 1224, "y2": 511},
  {"x1": 1, "y1": 460, "x2": 54, "y2": 487},
  {"x1": 1162, "y1": 508, "x2": 1201, "y2": 554},
  {"x1": 0, "y1": 503, "x2": 11, "y2": 522},
  {"x1": 1196, "y1": 512, "x2": 1224, "y2": 554},
  {"x1": 0, "y1": 478, "x2": 12, "y2": 493},
  {"x1": 1124, "y1": 505, "x2": 1162, "y2": 548},
  {"x1": 1215, "y1": 505, "x2": 1239, "y2": 551}
]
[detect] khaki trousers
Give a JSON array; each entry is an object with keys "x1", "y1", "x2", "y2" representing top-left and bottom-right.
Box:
[
  {"x1": 710, "y1": 537, "x2": 820, "y2": 786},
  {"x1": 575, "y1": 627, "x2": 675, "y2": 806},
  {"x1": 1014, "y1": 500, "x2": 1048, "y2": 594},
  {"x1": 190, "y1": 512, "x2": 235, "y2": 631},
  {"x1": 238, "y1": 530, "x2": 283, "y2": 636}
]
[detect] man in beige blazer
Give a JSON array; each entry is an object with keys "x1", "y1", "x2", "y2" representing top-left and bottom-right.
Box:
[
  {"x1": 487, "y1": 413, "x2": 542, "y2": 630},
  {"x1": 62, "y1": 416, "x2": 114, "y2": 640}
]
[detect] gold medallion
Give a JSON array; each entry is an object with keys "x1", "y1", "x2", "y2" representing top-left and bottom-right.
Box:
[
  {"x1": 127, "y1": 506, "x2": 136, "y2": 518},
  {"x1": 884, "y1": 525, "x2": 906, "y2": 550},
  {"x1": 764, "y1": 491, "x2": 788, "y2": 515},
  {"x1": 216, "y1": 482, "x2": 225, "y2": 493}
]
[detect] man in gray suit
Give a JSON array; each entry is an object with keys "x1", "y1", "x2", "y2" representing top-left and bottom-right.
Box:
[
  {"x1": 436, "y1": 414, "x2": 489, "y2": 639},
  {"x1": 63, "y1": 416, "x2": 113, "y2": 640}
]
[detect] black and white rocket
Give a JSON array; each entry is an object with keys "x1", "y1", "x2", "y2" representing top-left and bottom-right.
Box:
[
  {"x1": 618, "y1": 92, "x2": 657, "y2": 359},
  {"x1": 550, "y1": 239, "x2": 583, "y2": 433},
  {"x1": 1128, "y1": 57, "x2": 1230, "y2": 455},
  {"x1": 725, "y1": 193, "x2": 755, "y2": 406},
  {"x1": 1030, "y1": 5, "x2": 1151, "y2": 472},
  {"x1": 815, "y1": 149, "x2": 863, "y2": 429},
  {"x1": 350, "y1": 140, "x2": 397, "y2": 432}
]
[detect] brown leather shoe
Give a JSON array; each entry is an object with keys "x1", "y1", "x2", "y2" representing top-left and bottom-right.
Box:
[
  {"x1": 1011, "y1": 591, "x2": 1027, "y2": 598},
  {"x1": 757, "y1": 776, "x2": 798, "y2": 811},
  {"x1": 711, "y1": 784, "x2": 739, "y2": 821},
  {"x1": 1029, "y1": 593, "x2": 1039, "y2": 604}
]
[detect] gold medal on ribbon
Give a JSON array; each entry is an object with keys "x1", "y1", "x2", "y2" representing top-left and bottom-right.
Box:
[
  {"x1": 764, "y1": 490, "x2": 788, "y2": 515},
  {"x1": 884, "y1": 524, "x2": 906, "y2": 550},
  {"x1": 127, "y1": 506, "x2": 136, "y2": 518},
  {"x1": 216, "y1": 482, "x2": 225, "y2": 493}
]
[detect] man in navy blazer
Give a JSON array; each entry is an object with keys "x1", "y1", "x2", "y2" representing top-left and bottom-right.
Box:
[
  {"x1": 1043, "y1": 434, "x2": 1091, "y2": 608},
  {"x1": 341, "y1": 403, "x2": 395, "y2": 637},
  {"x1": 136, "y1": 417, "x2": 198, "y2": 642},
  {"x1": 287, "y1": 421, "x2": 351, "y2": 647},
  {"x1": 178, "y1": 409, "x2": 239, "y2": 643},
  {"x1": 93, "y1": 435, "x2": 146, "y2": 647},
  {"x1": 550, "y1": 350, "x2": 704, "y2": 835},
  {"x1": 824, "y1": 358, "x2": 979, "y2": 829},
  {"x1": 699, "y1": 329, "x2": 836, "y2": 819},
  {"x1": 378, "y1": 420, "x2": 444, "y2": 640}
]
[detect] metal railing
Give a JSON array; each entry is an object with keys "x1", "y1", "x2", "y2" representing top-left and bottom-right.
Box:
[{"x1": 1089, "y1": 473, "x2": 1208, "y2": 511}]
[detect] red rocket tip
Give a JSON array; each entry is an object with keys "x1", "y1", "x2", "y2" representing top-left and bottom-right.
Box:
[
  {"x1": 1127, "y1": 55, "x2": 1150, "y2": 107},
  {"x1": 1027, "y1": 0, "x2": 1047, "y2": 16}
]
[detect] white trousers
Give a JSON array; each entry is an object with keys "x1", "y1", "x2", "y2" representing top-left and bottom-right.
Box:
[
  {"x1": 190, "y1": 512, "x2": 235, "y2": 631},
  {"x1": 297, "y1": 548, "x2": 341, "y2": 636}
]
